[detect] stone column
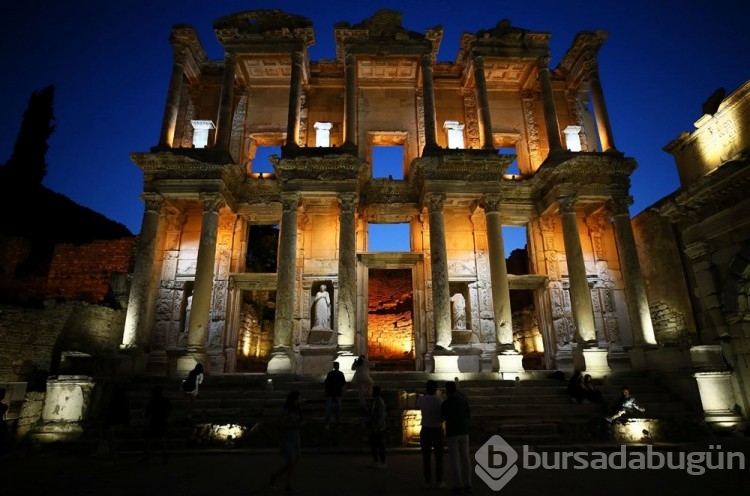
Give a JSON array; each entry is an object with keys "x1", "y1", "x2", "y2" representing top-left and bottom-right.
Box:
[
  {"x1": 215, "y1": 52, "x2": 237, "y2": 149},
  {"x1": 473, "y1": 54, "x2": 495, "y2": 150},
  {"x1": 607, "y1": 197, "x2": 656, "y2": 346},
  {"x1": 285, "y1": 51, "x2": 304, "y2": 148},
  {"x1": 482, "y1": 195, "x2": 513, "y2": 348},
  {"x1": 586, "y1": 60, "x2": 616, "y2": 151},
  {"x1": 177, "y1": 193, "x2": 224, "y2": 374},
  {"x1": 536, "y1": 56, "x2": 563, "y2": 154},
  {"x1": 483, "y1": 195, "x2": 524, "y2": 377},
  {"x1": 268, "y1": 193, "x2": 300, "y2": 373},
  {"x1": 159, "y1": 50, "x2": 186, "y2": 147},
  {"x1": 121, "y1": 193, "x2": 164, "y2": 350},
  {"x1": 421, "y1": 53, "x2": 439, "y2": 152},
  {"x1": 426, "y1": 193, "x2": 452, "y2": 349},
  {"x1": 337, "y1": 193, "x2": 358, "y2": 350},
  {"x1": 344, "y1": 54, "x2": 357, "y2": 147},
  {"x1": 558, "y1": 195, "x2": 596, "y2": 343}
]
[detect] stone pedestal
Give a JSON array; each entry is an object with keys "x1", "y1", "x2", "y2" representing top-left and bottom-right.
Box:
[
  {"x1": 267, "y1": 350, "x2": 294, "y2": 374},
  {"x1": 298, "y1": 344, "x2": 337, "y2": 375},
  {"x1": 690, "y1": 345, "x2": 725, "y2": 370},
  {"x1": 116, "y1": 348, "x2": 149, "y2": 375},
  {"x1": 335, "y1": 352, "x2": 358, "y2": 381},
  {"x1": 308, "y1": 328, "x2": 335, "y2": 345},
  {"x1": 33, "y1": 376, "x2": 95, "y2": 443},
  {"x1": 433, "y1": 350, "x2": 480, "y2": 374},
  {"x1": 581, "y1": 347, "x2": 611, "y2": 378},
  {"x1": 555, "y1": 345, "x2": 575, "y2": 374},
  {"x1": 497, "y1": 351, "x2": 524, "y2": 380},
  {"x1": 693, "y1": 371, "x2": 747, "y2": 432},
  {"x1": 176, "y1": 352, "x2": 209, "y2": 377}
]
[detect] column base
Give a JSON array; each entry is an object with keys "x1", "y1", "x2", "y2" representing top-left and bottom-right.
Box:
[
  {"x1": 298, "y1": 344, "x2": 337, "y2": 375},
  {"x1": 176, "y1": 352, "x2": 210, "y2": 377},
  {"x1": 432, "y1": 349, "x2": 480, "y2": 375},
  {"x1": 580, "y1": 347, "x2": 611, "y2": 378},
  {"x1": 497, "y1": 351, "x2": 525, "y2": 380},
  {"x1": 607, "y1": 343, "x2": 631, "y2": 371},
  {"x1": 267, "y1": 350, "x2": 294, "y2": 374}
]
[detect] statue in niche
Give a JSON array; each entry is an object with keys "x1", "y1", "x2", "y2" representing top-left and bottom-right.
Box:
[
  {"x1": 184, "y1": 291, "x2": 194, "y2": 333},
  {"x1": 450, "y1": 292, "x2": 467, "y2": 330},
  {"x1": 311, "y1": 284, "x2": 331, "y2": 330}
]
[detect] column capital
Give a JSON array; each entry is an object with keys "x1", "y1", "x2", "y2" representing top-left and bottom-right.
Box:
[
  {"x1": 424, "y1": 193, "x2": 446, "y2": 212},
  {"x1": 605, "y1": 196, "x2": 632, "y2": 217},
  {"x1": 199, "y1": 192, "x2": 224, "y2": 213},
  {"x1": 535, "y1": 55, "x2": 551, "y2": 70},
  {"x1": 337, "y1": 192, "x2": 358, "y2": 213},
  {"x1": 582, "y1": 57, "x2": 600, "y2": 80},
  {"x1": 140, "y1": 193, "x2": 164, "y2": 212},
  {"x1": 481, "y1": 194, "x2": 503, "y2": 213},
  {"x1": 421, "y1": 52, "x2": 435, "y2": 67},
  {"x1": 281, "y1": 192, "x2": 300, "y2": 211},
  {"x1": 291, "y1": 50, "x2": 305, "y2": 66},
  {"x1": 557, "y1": 194, "x2": 578, "y2": 214},
  {"x1": 472, "y1": 53, "x2": 485, "y2": 70},
  {"x1": 345, "y1": 53, "x2": 356, "y2": 66},
  {"x1": 224, "y1": 51, "x2": 237, "y2": 65}
]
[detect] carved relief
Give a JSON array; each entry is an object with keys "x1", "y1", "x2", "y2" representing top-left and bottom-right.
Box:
[
  {"x1": 521, "y1": 91, "x2": 542, "y2": 168},
  {"x1": 415, "y1": 89, "x2": 425, "y2": 152},
  {"x1": 462, "y1": 88, "x2": 480, "y2": 149}
]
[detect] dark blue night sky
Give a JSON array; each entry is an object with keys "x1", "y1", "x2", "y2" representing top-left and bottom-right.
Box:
[{"x1": 2, "y1": 0, "x2": 748, "y2": 251}]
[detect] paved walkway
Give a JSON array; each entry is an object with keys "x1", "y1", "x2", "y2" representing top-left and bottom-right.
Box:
[{"x1": 3, "y1": 440, "x2": 749, "y2": 496}]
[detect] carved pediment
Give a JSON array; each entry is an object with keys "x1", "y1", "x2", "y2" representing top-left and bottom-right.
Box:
[{"x1": 214, "y1": 10, "x2": 315, "y2": 47}]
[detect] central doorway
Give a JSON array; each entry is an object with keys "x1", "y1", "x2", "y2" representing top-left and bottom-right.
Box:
[{"x1": 367, "y1": 269, "x2": 414, "y2": 368}]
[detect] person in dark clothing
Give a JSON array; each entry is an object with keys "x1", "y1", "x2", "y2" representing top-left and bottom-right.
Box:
[
  {"x1": 141, "y1": 385, "x2": 172, "y2": 463},
  {"x1": 0, "y1": 389, "x2": 9, "y2": 455},
  {"x1": 368, "y1": 385, "x2": 387, "y2": 468},
  {"x1": 102, "y1": 384, "x2": 131, "y2": 462},
  {"x1": 582, "y1": 374, "x2": 602, "y2": 403},
  {"x1": 442, "y1": 381, "x2": 472, "y2": 494},
  {"x1": 605, "y1": 386, "x2": 646, "y2": 423},
  {"x1": 417, "y1": 379, "x2": 445, "y2": 489},
  {"x1": 566, "y1": 370, "x2": 587, "y2": 404},
  {"x1": 324, "y1": 361, "x2": 346, "y2": 428}
]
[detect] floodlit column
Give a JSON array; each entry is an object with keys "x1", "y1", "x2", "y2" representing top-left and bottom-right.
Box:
[
  {"x1": 268, "y1": 193, "x2": 300, "y2": 373},
  {"x1": 159, "y1": 50, "x2": 186, "y2": 147},
  {"x1": 608, "y1": 197, "x2": 656, "y2": 345},
  {"x1": 186, "y1": 193, "x2": 224, "y2": 357},
  {"x1": 337, "y1": 193, "x2": 358, "y2": 350},
  {"x1": 473, "y1": 54, "x2": 494, "y2": 149},
  {"x1": 482, "y1": 195, "x2": 514, "y2": 349},
  {"x1": 426, "y1": 193, "x2": 452, "y2": 349},
  {"x1": 536, "y1": 56, "x2": 563, "y2": 154},
  {"x1": 285, "y1": 51, "x2": 304, "y2": 147},
  {"x1": 344, "y1": 54, "x2": 357, "y2": 147},
  {"x1": 421, "y1": 53, "x2": 438, "y2": 152},
  {"x1": 215, "y1": 52, "x2": 237, "y2": 149},
  {"x1": 586, "y1": 61, "x2": 616, "y2": 151},
  {"x1": 558, "y1": 195, "x2": 596, "y2": 343},
  {"x1": 122, "y1": 193, "x2": 164, "y2": 349}
]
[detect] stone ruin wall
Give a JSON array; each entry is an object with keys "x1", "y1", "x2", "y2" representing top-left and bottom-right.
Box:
[
  {"x1": 632, "y1": 209, "x2": 698, "y2": 342},
  {"x1": 367, "y1": 269, "x2": 414, "y2": 359},
  {"x1": 47, "y1": 237, "x2": 136, "y2": 302}
]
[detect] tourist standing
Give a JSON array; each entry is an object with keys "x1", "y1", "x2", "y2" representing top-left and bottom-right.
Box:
[
  {"x1": 368, "y1": 385, "x2": 387, "y2": 468},
  {"x1": 351, "y1": 355, "x2": 375, "y2": 409},
  {"x1": 442, "y1": 381, "x2": 472, "y2": 493},
  {"x1": 417, "y1": 380, "x2": 445, "y2": 488},
  {"x1": 181, "y1": 363, "x2": 204, "y2": 420},
  {"x1": 324, "y1": 361, "x2": 346, "y2": 428},
  {"x1": 271, "y1": 391, "x2": 303, "y2": 493}
]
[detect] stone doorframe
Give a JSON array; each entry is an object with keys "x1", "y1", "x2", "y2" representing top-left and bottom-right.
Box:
[
  {"x1": 508, "y1": 274, "x2": 552, "y2": 369},
  {"x1": 357, "y1": 252, "x2": 426, "y2": 371}
]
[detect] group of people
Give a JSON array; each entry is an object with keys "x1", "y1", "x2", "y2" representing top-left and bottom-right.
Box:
[
  {"x1": 417, "y1": 379, "x2": 473, "y2": 494},
  {"x1": 565, "y1": 370, "x2": 646, "y2": 424}
]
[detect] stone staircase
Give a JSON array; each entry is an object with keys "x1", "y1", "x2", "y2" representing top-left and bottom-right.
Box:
[{"x1": 82, "y1": 369, "x2": 710, "y2": 454}]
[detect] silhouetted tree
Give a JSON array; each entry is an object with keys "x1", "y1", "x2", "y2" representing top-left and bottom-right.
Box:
[{"x1": 0, "y1": 85, "x2": 55, "y2": 187}]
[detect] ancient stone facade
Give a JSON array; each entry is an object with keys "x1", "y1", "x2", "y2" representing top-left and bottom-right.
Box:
[
  {"x1": 123, "y1": 9, "x2": 656, "y2": 377},
  {"x1": 634, "y1": 81, "x2": 750, "y2": 429}
]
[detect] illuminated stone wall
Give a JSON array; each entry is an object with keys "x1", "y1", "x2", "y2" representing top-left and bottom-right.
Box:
[
  {"x1": 367, "y1": 269, "x2": 414, "y2": 359},
  {"x1": 47, "y1": 237, "x2": 136, "y2": 302}
]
